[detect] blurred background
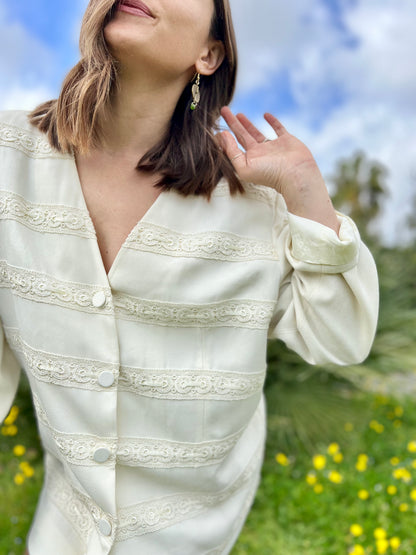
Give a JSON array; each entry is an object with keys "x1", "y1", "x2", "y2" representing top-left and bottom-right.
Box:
[{"x1": 1, "y1": 1, "x2": 415, "y2": 553}]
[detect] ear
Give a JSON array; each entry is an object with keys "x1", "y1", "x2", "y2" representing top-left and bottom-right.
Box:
[{"x1": 195, "y1": 40, "x2": 225, "y2": 76}]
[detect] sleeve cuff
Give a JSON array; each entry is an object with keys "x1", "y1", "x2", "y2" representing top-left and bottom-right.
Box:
[{"x1": 287, "y1": 211, "x2": 361, "y2": 271}]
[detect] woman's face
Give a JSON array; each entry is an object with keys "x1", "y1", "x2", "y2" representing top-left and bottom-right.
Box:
[{"x1": 104, "y1": 0, "x2": 218, "y2": 80}]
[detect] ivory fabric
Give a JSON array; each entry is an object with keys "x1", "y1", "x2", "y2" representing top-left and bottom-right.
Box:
[{"x1": 0, "y1": 110, "x2": 379, "y2": 555}]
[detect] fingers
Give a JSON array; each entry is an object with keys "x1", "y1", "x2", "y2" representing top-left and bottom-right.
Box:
[
  {"x1": 217, "y1": 131, "x2": 246, "y2": 167},
  {"x1": 264, "y1": 113, "x2": 288, "y2": 137},
  {"x1": 235, "y1": 113, "x2": 267, "y2": 143},
  {"x1": 220, "y1": 106, "x2": 258, "y2": 150}
]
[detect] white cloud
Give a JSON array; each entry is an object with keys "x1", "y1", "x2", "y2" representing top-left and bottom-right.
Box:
[
  {"x1": 0, "y1": 1, "x2": 58, "y2": 112},
  {"x1": 230, "y1": 0, "x2": 416, "y2": 245}
]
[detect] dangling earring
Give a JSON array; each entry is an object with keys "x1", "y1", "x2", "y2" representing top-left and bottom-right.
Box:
[{"x1": 190, "y1": 73, "x2": 201, "y2": 111}]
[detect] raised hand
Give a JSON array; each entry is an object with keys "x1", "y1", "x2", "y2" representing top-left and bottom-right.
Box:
[{"x1": 218, "y1": 106, "x2": 340, "y2": 233}]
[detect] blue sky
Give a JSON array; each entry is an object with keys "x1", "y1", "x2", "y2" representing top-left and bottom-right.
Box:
[{"x1": 1, "y1": 0, "x2": 414, "y2": 245}]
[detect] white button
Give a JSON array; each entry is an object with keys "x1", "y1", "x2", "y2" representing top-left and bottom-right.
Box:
[
  {"x1": 98, "y1": 371, "x2": 115, "y2": 388},
  {"x1": 98, "y1": 518, "x2": 112, "y2": 536},
  {"x1": 92, "y1": 291, "x2": 106, "y2": 308},
  {"x1": 93, "y1": 448, "x2": 111, "y2": 463}
]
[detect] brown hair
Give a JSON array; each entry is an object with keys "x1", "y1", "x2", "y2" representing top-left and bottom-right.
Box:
[{"x1": 28, "y1": 0, "x2": 244, "y2": 200}]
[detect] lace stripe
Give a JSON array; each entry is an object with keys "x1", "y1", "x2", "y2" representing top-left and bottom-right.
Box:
[
  {"x1": 113, "y1": 292, "x2": 275, "y2": 329},
  {"x1": 0, "y1": 121, "x2": 70, "y2": 159},
  {"x1": 5, "y1": 327, "x2": 265, "y2": 400},
  {"x1": 212, "y1": 180, "x2": 276, "y2": 206},
  {"x1": 124, "y1": 221, "x2": 277, "y2": 262},
  {"x1": 0, "y1": 260, "x2": 274, "y2": 328},
  {"x1": 115, "y1": 424, "x2": 264, "y2": 542},
  {"x1": 0, "y1": 189, "x2": 95, "y2": 238},
  {"x1": 44, "y1": 431, "x2": 262, "y2": 544},
  {"x1": 118, "y1": 365, "x2": 265, "y2": 401},
  {"x1": 0, "y1": 260, "x2": 113, "y2": 314},
  {"x1": 33, "y1": 394, "x2": 246, "y2": 468}
]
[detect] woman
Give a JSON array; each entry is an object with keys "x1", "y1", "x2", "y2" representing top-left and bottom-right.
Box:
[{"x1": 0, "y1": 0, "x2": 378, "y2": 553}]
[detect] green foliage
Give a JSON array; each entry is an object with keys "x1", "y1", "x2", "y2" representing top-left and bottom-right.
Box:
[{"x1": 327, "y1": 150, "x2": 389, "y2": 245}]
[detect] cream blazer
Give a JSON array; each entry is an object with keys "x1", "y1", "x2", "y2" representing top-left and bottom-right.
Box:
[{"x1": 0, "y1": 110, "x2": 379, "y2": 555}]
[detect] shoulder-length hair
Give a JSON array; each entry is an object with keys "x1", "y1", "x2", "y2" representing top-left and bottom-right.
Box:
[{"x1": 28, "y1": 0, "x2": 244, "y2": 200}]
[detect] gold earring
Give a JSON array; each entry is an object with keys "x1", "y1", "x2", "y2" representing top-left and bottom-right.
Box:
[{"x1": 190, "y1": 73, "x2": 201, "y2": 111}]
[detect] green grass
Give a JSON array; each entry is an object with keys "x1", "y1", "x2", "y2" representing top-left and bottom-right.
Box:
[
  {"x1": 231, "y1": 390, "x2": 416, "y2": 555},
  {"x1": 3, "y1": 379, "x2": 416, "y2": 555}
]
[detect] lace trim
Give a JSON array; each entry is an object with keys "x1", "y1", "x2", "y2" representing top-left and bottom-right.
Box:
[
  {"x1": 124, "y1": 222, "x2": 277, "y2": 262},
  {"x1": 212, "y1": 180, "x2": 276, "y2": 206},
  {"x1": 33, "y1": 393, "x2": 246, "y2": 468},
  {"x1": 203, "y1": 467, "x2": 261, "y2": 555},
  {"x1": 42, "y1": 402, "x2": 264, "y2": 543},
  {"x1": 0, "y1": 189, "x2": 95, "y2": 238},
  {"x1": 0, "y1": 121, "x2": 70, "y2": 159},
  {"x1": 118, "y1": 366, "x2": 265, "y2": 401},
  {"x1": 44, "y1": 456, "x2": 94, "y2": 542},
  {"x1": 4, "y1": 327, "x2": 119, "y2": 391},
  {"x1": 115, "y1": 430, "x2": 263, "y2": 542},
  {"x1": 0, "y1": 261, "x2": 275, "y2": 328},
  {"x1": 5, "y1": 327, "x2": 266, "y2": 400},
  {"x1": 113, "y1": 292, "x2": 275, "y2": 329},
  {"x1": 45, "y1": 454, "x2": 114, "y2": 541},
  {"x1": 0, "y1": 261, "x2": 113, "y2": 314}
]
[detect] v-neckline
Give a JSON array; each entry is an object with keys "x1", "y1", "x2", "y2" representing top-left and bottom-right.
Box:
[{"x1": 69, "y1": 150, "x2": 166, "y2": 283}]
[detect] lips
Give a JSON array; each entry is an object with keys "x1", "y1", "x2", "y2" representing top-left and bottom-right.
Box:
[{"x1": 118, "y1": 0, "x2": 155, "y2": 18}]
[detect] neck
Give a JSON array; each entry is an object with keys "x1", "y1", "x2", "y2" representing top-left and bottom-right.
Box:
[{"x1": 98, "y1": 70, "x2": 191, "y2": 160}]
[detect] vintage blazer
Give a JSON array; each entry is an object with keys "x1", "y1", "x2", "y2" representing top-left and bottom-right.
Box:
[{"x1": 0, "y1": 110, "x2": 379, "y2": 555}]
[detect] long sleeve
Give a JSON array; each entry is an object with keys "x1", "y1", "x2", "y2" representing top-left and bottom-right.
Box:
[
  {"x1": 267, "y1": 194, "x2": 379, "y2": 366},
  {"x1": 0, "y1": 319, "x2": 21, "y2": 422}
]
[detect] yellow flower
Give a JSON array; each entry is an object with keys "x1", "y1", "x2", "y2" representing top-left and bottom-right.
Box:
[
  {"x1": 390, "y1": 537, "x2": 401, "y2": 551},
  {"x1": 306, "y1": 472, "x2": 317, "y2": 485},
  {"x1": 333, "y1": 452, "x2": 343, "y2": 463},
  {"x1": 358, "y1": 454, "x2": 369, "y2": 463},
  {"x1": 369, "y1": 420, "x2": 380, "y2": 430},
  {"x1": 374, "y1": 528, "x2": 387, "y2": 540},
  {"x1": 387, "y1": 485, "x2": 397, "y2": 495},
  {"x1": 314, "y1": 484, "x2": 323, "y2": 494},
  {"x1": 13, "y1": 473, "x2": 25, "y2": 485},
  {"x1": 13, "y1": 445, "x2": 26, "y2": 457},
  {"x1": 4, "y1": 405, "x2": 19, "y2": 426},
  {"x1": 393, "y1": 468, "x2": 411, "y2": 482},
  {"x1": 313, "y1": 455, "x2": 326, "y2": 470},
  {"x1": 399, "y1": 503, "x2": 409, "y2": 512},
  {"x1": 350, "y1": 545, "x2": 365, "y2": 555},
  {"x1": 327, "y1": 443, "x2": 340, "y2": 456},
  {"x1": 356, "y1": 461, "x2": 367, "y2": 472},
  {"x1": 393, "y1": 420, "x2": 402, "y2": 428},
  {"x1": 344, "y1": 422, "x2": 354, "y2": 432},
  {"x1": 390, "y1": 457, "x2": 400, "y2": 466},
  {"x1": 376, "y1": 424, "x2": 384, "y2": 433},
  {"x1": 358, "y1": 489, "x2": 369, "y2": 500},
  {"x1": 328, "y1": 470, "x2": 343, "y2": 484},
  {"x1": 376, "y1": 538, "x2": 389, "y2": 554},
  {"x1": 394, "y1": 406, "x2": 404, "y2": 417},
  {"x1": 21, "y1": 465, "x2": 35, "y2": 478},
  {"x1": 411, "y1": 459, "x2": 416, "y2": 469},
  {"x1": 275, "y1": 453, "x2": 289, "y2": 466},
  {"x1": 350, "y1": 524, "x2": 364, "y2": 537},
  {"x1": 407, "y1": 441, "x2": 416, "y2": 453},
  {"x1": 6, "y1": 425, "x2": 18, "y2": 436}
]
